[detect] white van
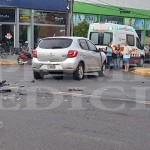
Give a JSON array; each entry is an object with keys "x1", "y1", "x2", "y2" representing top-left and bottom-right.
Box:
[{"x1": 87, "y1": 23, "x2": 145, "y2": 67}]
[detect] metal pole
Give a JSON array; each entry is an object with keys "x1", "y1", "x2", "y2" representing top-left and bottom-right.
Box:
[
  {"x1": 70, "y1": 0, "x2": 74, "y2": 36},
  {"x1": 65, "y1": 0, "x2": 73, "y2": 36},
  {"x1": 67, "y1": 0, "x2": 71, "y2": 36}
]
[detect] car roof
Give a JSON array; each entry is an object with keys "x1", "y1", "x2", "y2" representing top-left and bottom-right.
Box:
[{"x1": 42, "y1": 36, "x2": 88, "y2": 40}]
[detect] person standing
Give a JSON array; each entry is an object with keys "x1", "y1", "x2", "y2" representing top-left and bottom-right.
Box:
[
  {"x1": 123, "y1": 42, "x2": 132, "y2": 72},
  {"x1": 113, "y1": 44, "x2": 121, "y2": 70},
  {"x1": 103, "y1": 42, "x2": 113, "y2": 69}
]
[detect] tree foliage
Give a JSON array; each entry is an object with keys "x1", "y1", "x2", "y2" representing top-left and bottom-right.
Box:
[{"x1": 73, "y1": 21, "x2": 89, "y2": 37}]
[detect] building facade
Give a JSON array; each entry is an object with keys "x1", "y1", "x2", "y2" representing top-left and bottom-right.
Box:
[
  {"x1": 73, "y1": 1, "x2": 150, "y2": 45},
  {"x1": 0, "y1": 0, "x2": 67, "y2": 52}
]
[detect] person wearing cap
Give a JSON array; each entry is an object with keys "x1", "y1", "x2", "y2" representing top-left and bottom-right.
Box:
[{"x1": 22, "y1": 41, "x2": 32, "y2": 59}]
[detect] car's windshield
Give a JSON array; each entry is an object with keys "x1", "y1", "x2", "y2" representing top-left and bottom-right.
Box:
[
  {"x1": 39, "y1": 38, "x2": 73, "y2": 49},
  {"x1": 90, "y1": 32, "x2": 113, "y2": 46}
]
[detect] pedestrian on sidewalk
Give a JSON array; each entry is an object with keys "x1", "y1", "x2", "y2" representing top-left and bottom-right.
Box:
[{"x1": 123, "y1": 42, "x2": 132, "y2": 72}]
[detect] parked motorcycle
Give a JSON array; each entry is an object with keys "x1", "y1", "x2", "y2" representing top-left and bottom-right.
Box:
[{"x1": 17, "y1": 53, "x2": 32, "y2": 65}]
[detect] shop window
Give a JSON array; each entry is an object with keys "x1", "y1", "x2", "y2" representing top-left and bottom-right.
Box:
[
  {"x1": 34, "y1": 26, "x2": 65, "y2": 47},
  {"x1": 19, "y1": 9, "x2": 31, "y2": 23},
  {"x1": 34, "y1": 10, "x2": 66, "y2": 25},
  {"x1": 0, "y1": 8, "x2": 15, "y2": 22},
  {"x1": 100, "y1": 15, "x2": 123, "y2": 24},
  {"x1": 146, "y1": 30, "x2": 150, "y2": 37}
]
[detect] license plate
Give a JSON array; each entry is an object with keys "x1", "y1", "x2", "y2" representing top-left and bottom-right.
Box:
[{"x1": 48, "y1": 65, "x2": 55, "y2": 69}]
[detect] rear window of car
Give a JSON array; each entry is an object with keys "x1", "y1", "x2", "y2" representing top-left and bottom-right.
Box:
[{"x1": 39, "y1": 38, "x2": 73, "y2": 49}]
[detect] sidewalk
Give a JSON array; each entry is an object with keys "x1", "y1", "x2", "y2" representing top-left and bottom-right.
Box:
[
  {"x1": 0, "y1": 54, "x2": 18, "y2": 65},
  {"x1": 130, "y1": 65, "x2": 150, "y2": 77}
]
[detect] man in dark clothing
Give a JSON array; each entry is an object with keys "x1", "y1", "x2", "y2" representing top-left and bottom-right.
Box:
[{"x1": 22, "y1": 41, "x2": 32, "y2": 59}]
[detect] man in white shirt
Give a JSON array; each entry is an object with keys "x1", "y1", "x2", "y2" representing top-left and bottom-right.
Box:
[{"x1": 123, "y1": 42, "x2": 132, "y2": 72}]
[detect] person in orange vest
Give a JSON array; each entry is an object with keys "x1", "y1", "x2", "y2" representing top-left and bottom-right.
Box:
[{"x1": 112, "y1": 44, "x2": 122, "y2": 70}]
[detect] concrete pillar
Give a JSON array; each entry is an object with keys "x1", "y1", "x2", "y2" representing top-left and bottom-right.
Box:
[
  {"x1": 27, "y1": 25, "x2": 31, "y2": 52},
  {"x1": 27, "y1": 9, "x2": 34, "y2": 52},
  {"x1": 14, "y1": 8, "x2": 20, "y2": 48},
  {"x1": 31, "y1": 9, "x2": 34, "y2": 51}
]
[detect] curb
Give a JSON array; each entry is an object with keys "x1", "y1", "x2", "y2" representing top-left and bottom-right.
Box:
[
  {"x1": 130, "y1": 68, "x2": 150, "y2": 77},
  {"x1": 0, "y1": 61, "x2": 18, "y2": 65}
]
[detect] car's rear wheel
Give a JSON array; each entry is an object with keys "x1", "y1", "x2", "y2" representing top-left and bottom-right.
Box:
[
  {"x1": 98, "y1": 62, "x2": 106, "y2": 77},
  {"x1": 33, "y1": 71, "x2": 44, "y2": 79},
  {"x1": 73, "y1": 62, "x2": 84, "y2": 80}
]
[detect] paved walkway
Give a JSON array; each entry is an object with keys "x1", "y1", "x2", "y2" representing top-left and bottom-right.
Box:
[
  {"x1": 0, "y1": 54, "x2": 18, "y2": 65},
  {"x1": 130, "y1": 67, "x2": 150, "y2": 77}
]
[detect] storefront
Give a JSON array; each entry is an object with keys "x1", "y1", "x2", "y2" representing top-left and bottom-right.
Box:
[
  {"x1": 0, "y1": 0, "x2": 67, "y2": 52},
  {"x1": 73, "y1": 1, "x2": 150, "y2": 45}
]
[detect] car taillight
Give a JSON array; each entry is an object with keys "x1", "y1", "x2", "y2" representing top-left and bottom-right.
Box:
[
  {"x1": 32, "y1": 50, "x2": 37, "y2": 58},
  {"x1": 67, "y1": 50, "x2": 78, "y2": 58}
]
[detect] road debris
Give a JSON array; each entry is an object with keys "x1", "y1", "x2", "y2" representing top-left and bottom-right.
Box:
[
  {"x1": 0, "y1": 80, "x2": 9, "y2": 87},
  {"x1": 31, "y1": 80, "x2": 35, "y2": 83},
  {"x1": 0, "y1": 121, "x2": 3, "y2": 129},
  {"x1": 68, "y1": 88, "x2": 84, "y2": 92},
  {"x1": 0, "y1": 80, "x2": 12, "y2": 93}
]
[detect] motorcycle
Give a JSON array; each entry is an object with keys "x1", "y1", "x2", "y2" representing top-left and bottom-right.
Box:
[{"x1": 17, "y1": 53, "x2": 32, "y2": 65}]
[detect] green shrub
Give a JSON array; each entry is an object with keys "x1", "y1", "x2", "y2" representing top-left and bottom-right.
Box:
[{"x1": 73, "y1": 21, "x2": 89, "y2": 37}]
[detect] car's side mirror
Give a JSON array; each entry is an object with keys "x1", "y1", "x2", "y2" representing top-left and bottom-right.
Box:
[{"x1": 99, "y1": 48, "x2": 103, "y2": 52}]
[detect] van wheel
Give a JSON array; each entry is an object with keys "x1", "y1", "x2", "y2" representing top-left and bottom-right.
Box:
[
  {"x1": 98, "y1": 62, "x2": 106, "y2": 77},
  {"x1": 73, "y1": 63, "x2": 84, "y2": 80},
  {"x1": 137, "y1": 58, "x2": 144, "y2": 67},
  {"x1": 33, "y1": 71, "x2": 44, "y2": 79}
]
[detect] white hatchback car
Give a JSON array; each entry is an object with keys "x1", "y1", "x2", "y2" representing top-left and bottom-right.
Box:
[{"x1": 32, "y1": 36, "x2": 106, "y2": 80}]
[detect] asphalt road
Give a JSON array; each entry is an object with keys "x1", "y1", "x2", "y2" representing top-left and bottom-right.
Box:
[{"x1": 0, "y1": 65, "x2": 150, "y2": 150}]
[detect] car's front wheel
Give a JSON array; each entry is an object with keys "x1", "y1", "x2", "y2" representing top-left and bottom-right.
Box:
[
  {"x1": 98, "y1": 62, "x2": 106, "y2": 77},
  {"x1": 137, "y1": 58, "x2": 144, "y2": 67},
  {"x1": 33, "y1": 71, "x2": 44, "y2": 80},
  {"x1": 73, "y1": 63, "x2": 84, "y2": 80}
]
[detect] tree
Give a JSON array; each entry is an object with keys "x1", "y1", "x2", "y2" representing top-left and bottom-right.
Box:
[{"x1": 73, "y1": 21, "x2": 89, "y2": 37}]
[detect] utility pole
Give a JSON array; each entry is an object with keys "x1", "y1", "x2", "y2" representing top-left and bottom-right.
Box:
[{"x1": 65, "y1": 0, "x2": 74, "y2": 36}]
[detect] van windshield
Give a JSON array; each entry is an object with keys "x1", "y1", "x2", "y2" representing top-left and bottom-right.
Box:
[{"x1": 90, "y1": 32, "x2": 113, "y2": 46}]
